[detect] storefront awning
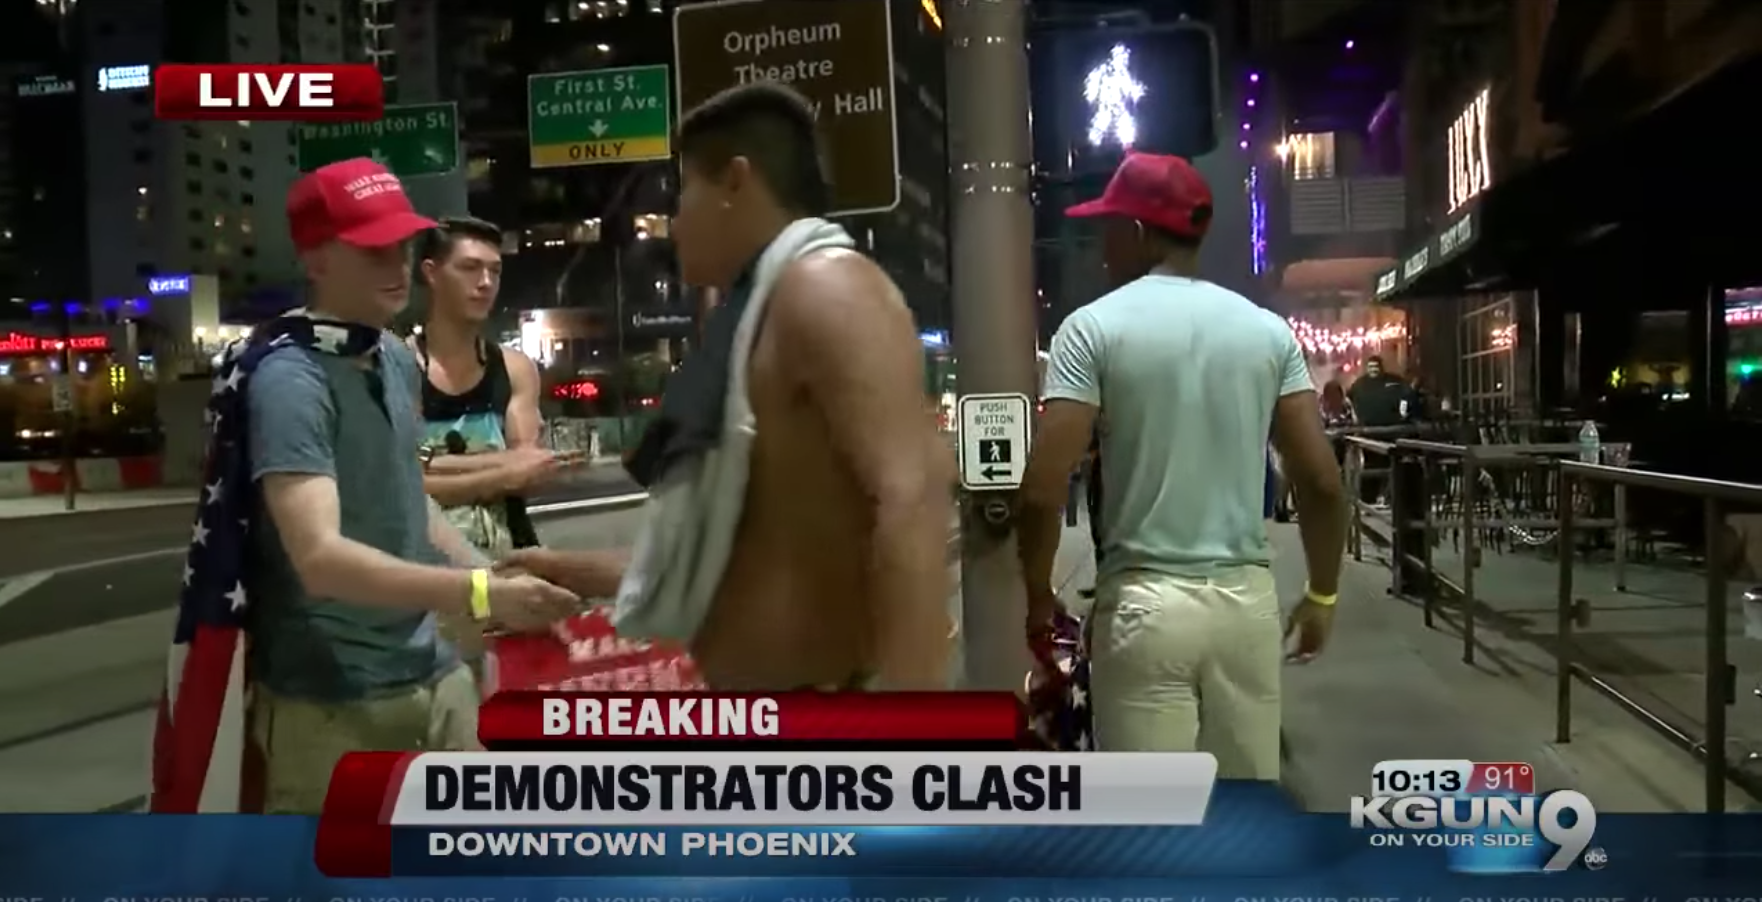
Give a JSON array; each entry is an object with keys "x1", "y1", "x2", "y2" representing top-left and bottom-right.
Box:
[
  {"x1": 1373, "y1": 207, "x2": 1480, "y2": 302},
  {"x1": 1378, "y1": 54, "x2": 1762, "y2": 304},
  {"x1": 1281, "y1": 257, "x2": 1397, "y2": 295}
]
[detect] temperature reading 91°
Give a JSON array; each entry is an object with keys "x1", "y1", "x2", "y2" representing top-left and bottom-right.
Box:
[{"x1": 1469, "y1": 761, "x2": 1535, "y2": 794}]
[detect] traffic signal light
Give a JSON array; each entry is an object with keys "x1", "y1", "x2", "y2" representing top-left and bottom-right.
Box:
[{"x1": 1037, "y1": 22, "x2": 1221, "y2": 174}]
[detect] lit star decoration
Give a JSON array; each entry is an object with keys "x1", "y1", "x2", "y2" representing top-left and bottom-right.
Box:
[{"x1": 1084, "y1": 44, "x2": 1146, "y2": 147}]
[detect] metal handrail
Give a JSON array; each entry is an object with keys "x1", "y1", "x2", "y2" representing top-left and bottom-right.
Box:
[
  {"x1": 1555, "y1": 460, "x2": 1762, "y2": 813},
  {"x1": 1341, "y1": 436, "x2": 1397, "y2": 563},
  {"x1": 1363, "y1": 440, "x2": 1625, "y2": 666}
]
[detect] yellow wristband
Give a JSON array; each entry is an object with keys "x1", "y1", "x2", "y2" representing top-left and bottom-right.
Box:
[
  {"x1": 468, "y1": 568, "x2": 491, "y2": 621},
  {"x1": 1304, "y1": 585, "x2": 1338, "y2": 607}
]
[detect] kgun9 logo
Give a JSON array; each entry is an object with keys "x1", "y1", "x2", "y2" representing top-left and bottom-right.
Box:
[{"x1": 1350, "y1": 789, "x2": 1598, "y2": 873}]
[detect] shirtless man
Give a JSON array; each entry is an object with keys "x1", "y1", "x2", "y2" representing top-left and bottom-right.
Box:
[{"x1": 502, "y1": 82, "x2": 954, "y2": 690}]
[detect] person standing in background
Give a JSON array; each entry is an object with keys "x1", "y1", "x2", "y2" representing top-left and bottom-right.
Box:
[
  {"x1": 412, "y1": 215, "x2": 580, "y2": 554},
  {"x1": 1320, "y1": 380, "x2": 1352, "y2": 427},
  {"x1": 410, "y1": 216, "x2": 585, "y2": 667},
  {"x1": 1347, "y1": 356, "x2": 1411, "y2": 505},
  {"x1": 1348, "y1": 356, "x2": 1411, "y2": 428}
]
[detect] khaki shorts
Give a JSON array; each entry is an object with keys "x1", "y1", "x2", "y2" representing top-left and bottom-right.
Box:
[{"x1": 251, "y1": 664, "x2": 479, "y2": 814}]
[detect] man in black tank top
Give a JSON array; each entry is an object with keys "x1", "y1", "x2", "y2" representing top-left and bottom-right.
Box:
[{"x1": 411, "y1": 217, "x2": 579, "y2": 555}]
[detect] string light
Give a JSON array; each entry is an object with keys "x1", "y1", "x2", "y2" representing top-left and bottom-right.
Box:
[{"x1": 1287, "y1": 318, "x2": 1406, "y2": 355}]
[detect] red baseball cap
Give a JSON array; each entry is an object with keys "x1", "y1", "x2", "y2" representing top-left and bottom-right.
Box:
[
  {"x1": 286, "y1": 157, "x2": 437, "y2": 252},
  {"x1": 1065, "y1": 152, "x2": 1214, "y2": 239}
]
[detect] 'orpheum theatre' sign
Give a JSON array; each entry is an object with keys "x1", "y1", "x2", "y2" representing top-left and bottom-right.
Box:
[
  {"x1": 1446, "y1": 88, "x2": 1491, "y2": 213},
  {"x1": 673, "y1": 0, "x2": 900, "y2": 216}
]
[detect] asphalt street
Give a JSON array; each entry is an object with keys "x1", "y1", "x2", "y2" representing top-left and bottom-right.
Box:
[
  {"x1": 0, "y1": 505, "x2": 648, "y2": 812},
  {"x1": 0, "y1": 468, "x2": 643, "y2": 646},
  {"x1": 0, "y1": 463, "x2": 640, "y2": 580}
]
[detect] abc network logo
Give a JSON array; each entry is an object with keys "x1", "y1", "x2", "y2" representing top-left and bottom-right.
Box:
[{"x1": 1350, "y1": 789, "x2": 1600, "y2": 873}]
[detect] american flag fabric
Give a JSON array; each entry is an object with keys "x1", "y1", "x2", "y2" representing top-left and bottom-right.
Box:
[
  {"x1": 1025, "y1": 612, "x2": 1093, "y2": 751},
  {"x1": 149, "y1": 311, "x2": 383, "y2": 813}
]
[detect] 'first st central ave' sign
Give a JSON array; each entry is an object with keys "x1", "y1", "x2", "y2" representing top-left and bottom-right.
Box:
[{"x1": 673, "y1": 0, "x2": 901, "y2": 216}]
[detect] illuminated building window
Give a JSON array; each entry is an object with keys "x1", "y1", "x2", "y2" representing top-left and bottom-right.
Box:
[
  {"x1": 565, "y1": 219, "x2": 602, "y2": 244},
  {"x1": 1278, "y1": 132, "x2": 1336, "y2": 180}
]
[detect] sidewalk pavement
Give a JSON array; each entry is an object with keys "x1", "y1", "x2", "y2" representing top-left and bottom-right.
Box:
[
  {"x1": 0, "y1": 487, "x2": 195, "y2": 519},
  {"x1": 1054, "y1": 516, "x2": 1721, "y2": 812},
  {"x1": 1342, "y1": 512, "x2": 1755, "y2": 811},
  {"x1": 0, "y1": 459, "x2": 638, "y2": 521},
  {"x1": 1364, "y1": 518, "x2": 1762, "y2": 782}
]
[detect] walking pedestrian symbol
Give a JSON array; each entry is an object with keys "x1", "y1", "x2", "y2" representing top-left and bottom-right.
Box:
[{"x1": 957, "y1": 392, "x2": 1031, "y2": 490}]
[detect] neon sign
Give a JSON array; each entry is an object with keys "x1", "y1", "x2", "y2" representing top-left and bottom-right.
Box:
[
  {"x1": 550, "y1": 380, "x2": 601, "y2": 401},
  {"x1": 97, "y1": 65, "x2": 151, "y2": 92},
  {"x1": 148, "y1": 275, "x2": 192, "y2": 295},
  {"x1": 1084, "y1": 44, "x2": 1145, "y2": 147},
  {"x1": 0, "y1": 332, "x2": 109, "y2": 355}
]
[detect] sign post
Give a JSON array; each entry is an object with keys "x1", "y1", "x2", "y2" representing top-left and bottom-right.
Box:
[
  {"x1": 295, "y1": 102, "x2": 459, "y2": 176},
  {"x1": 673, "y1": 0, "x2": 899, "y2": 215},
  {"x1": 957, "y1": 393, "x2": 1031, "y2": 490},
  {"x1": 526, "y1": 65, "x2": 672, "y2": 168},
  {"x1": 946, "y1": 0, "x2": 1037, "y2": 690}
]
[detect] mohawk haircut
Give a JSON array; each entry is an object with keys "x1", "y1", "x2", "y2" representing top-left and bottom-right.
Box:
[{"x1": 676, "y1": 81, "x2": 830, "y2": 216}]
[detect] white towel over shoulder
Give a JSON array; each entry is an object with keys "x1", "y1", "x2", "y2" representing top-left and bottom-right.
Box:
[{"x1": 611, "y1": 218, "x2": 855, "y2": 642}]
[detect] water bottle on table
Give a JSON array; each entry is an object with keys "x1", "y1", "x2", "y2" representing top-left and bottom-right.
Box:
[{"x1": 1576, "y1": 420, "x2": 1601, "y2": 464}]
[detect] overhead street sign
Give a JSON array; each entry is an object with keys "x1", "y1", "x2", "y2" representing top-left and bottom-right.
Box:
[
  {"x1": 527, "y1": 65, "x2": 672, "y2": 168},
  {"x1": 295, "y1": 102, "x2": 458, "y2": 177},
  {"x1": 957, "y1": 393, "x2": 1031, "y2": 490},
  {"x1": 673, "y1": 0, "x2": 900, "y2": 216}
]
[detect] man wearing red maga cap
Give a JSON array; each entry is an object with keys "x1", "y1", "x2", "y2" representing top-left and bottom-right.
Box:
[
  {"x1": 157, "y1": 158, "x2": 577, "y2": 814},
  {"x1": 1012, "y1": 152, "x2": 1347, "y2": 775}
]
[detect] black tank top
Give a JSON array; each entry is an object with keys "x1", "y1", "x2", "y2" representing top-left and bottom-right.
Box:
[{"x1": 415, "y1": 336, "x2": 540, "y2": 548}]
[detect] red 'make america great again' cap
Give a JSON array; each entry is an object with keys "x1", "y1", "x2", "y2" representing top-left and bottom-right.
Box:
[
  {"x1": 286, "y1": 157, "x2": 437, "y2": 253},
  {"x1": 1065, "y1": 151, "x2": 1214, "y2": 239}
]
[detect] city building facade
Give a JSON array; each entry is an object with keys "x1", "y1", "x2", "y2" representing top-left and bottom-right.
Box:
[
  {"x1": 1244, "y1": 0, "x2": 1410, "y2": 398},
  {"x1": 1373, "y1": 0, "x2": 1762, "y2": 478}
]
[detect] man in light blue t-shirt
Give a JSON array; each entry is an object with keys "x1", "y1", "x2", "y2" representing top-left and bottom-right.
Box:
[{"x1": 1016, "y1": 152, "x2": 1348, "y2": 777}]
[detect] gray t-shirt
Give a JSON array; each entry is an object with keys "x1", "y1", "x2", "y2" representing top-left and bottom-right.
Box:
[{"x1": 245, "y1": 334, "x2": 455, "y2": 701}]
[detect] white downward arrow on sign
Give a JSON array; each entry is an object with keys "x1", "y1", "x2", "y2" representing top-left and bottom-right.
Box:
[{"x1": 589, "y1": 120, "x2": 608, "y2": 137}]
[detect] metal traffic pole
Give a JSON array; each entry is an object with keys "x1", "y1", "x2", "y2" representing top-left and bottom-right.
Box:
[
  {"x1": 57, "y1": 302, "x2": 77, "y2": 511},
  {"x1": 946, "y1": 0, "x2": 1037, "y2": 691}
]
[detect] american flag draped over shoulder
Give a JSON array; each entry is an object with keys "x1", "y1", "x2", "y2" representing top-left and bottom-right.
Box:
[
  {"x1": 1025, "y1": 612, "x2": 1093, "y2": 751},
  {"x1": 149, "y1": 310, "x2": 383, "y2": 813}
]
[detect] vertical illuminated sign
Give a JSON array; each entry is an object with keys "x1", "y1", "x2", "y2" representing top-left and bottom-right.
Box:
[{"x1": 1447, "y1": 88, "x2": 1491, "y2": 212}]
